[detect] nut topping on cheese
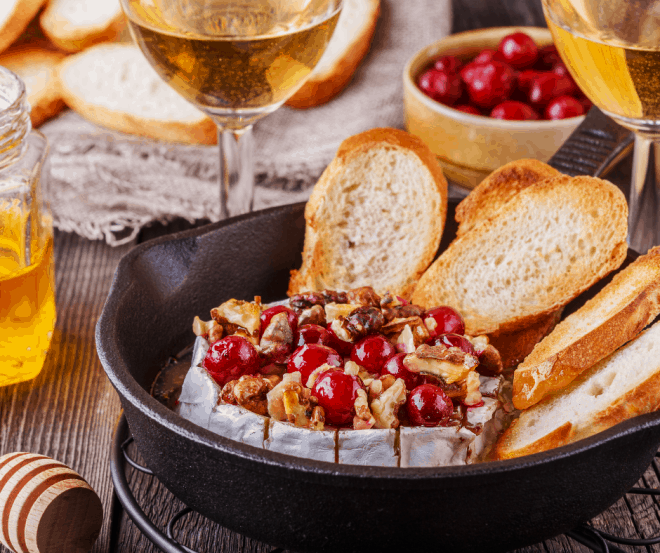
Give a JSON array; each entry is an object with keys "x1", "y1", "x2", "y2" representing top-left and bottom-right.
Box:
[
  {"x1": 371, "y1": 378, "x2": 407, "y2": 429},
  {"x1": 260, "y1": 311, "x2": 294, "y2": 358},
  {"x1": 298, "y1": 304, "x2": 326, "y2": 326},
  {"x1": 404, "y1": 344, "x2": 478, "y2": 384},
  {"x1": 353, "y1": 389, "x2": 376, "y2": 430},
  {"x1": 221, "y1": 374, "x2": 279, "y2": 416},
  {"x1": 324, "y1": 302, "x2": 360, "y2": 322},
  {"x1": 211, "y1": 299, "x2": 262, "y2": 337}
]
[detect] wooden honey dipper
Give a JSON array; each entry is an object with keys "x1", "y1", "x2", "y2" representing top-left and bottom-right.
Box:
[{"x1": 0, "y1": 452, "x2": 103, "y2": 553}]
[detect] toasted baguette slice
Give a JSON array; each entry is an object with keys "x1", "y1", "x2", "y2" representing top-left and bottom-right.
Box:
[
  {"x1": 455, "y1": 159, "x2": 561, "y2": 238},
  {"x1": 285, "y1": 0, "x2": 380, "y2": 109},
  {"x1": 0, "y1": 0, "x2": 47, "y2": 55},
  {"x1": 412, "y1": 175, "x2": 628, "y2": 336},
  {"x1": 57, "y1": 44, "x2": 216, "y2": 144},
  {"x1": 495, "y1": 319, "x2": 660, "y2": 459},
  {"x1": 513, "y1": 246, "x2": 660, "y2": 410},
  {"x1": 0, "y1": 46, "x2": 66, "y2": 127},
  {"x1": 40, "y1": 0, "x2": 125, "y2": 52},
  {"x1": 288, "y1": 128, "x2": 447, "y2": 298}
]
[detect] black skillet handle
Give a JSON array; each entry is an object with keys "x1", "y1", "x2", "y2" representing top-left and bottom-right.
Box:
[{"x1": 548, "y1": 106, "x2": 634, "y2": 178}]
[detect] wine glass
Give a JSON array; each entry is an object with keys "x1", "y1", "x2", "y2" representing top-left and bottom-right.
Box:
[
  {"x1": 119, "y1": 0, "x2": 342, "y2": 219},
  {"x1": 542, "y1": 0, "x2": 660, "y2": 253}
]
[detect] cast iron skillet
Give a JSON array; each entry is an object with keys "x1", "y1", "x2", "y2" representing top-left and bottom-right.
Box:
[{"x1": 96, "y1": 197, "x2": 660, "y2": 553}]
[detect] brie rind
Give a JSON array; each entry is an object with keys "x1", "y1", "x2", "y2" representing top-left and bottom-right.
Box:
[
  {"x1": 468, "y1": 400, "x2": 506, "y2": 462},
  {"x1": 191, "y1": 336, "x2": 210, "y2": 370},
  {"x1": 400, "y1": 426, "x2": 475, "y2": 467},
  {"x1": 208, "y1": 403, "x2": 266, "y2": 448},
  {"x1": 338, "y1": 429, "x2": 398, "y2": 467},
  {"x1": 265, "y1": 420, "x2": 336, "y2": 463},
  {"x1": 479, "y1": 375, "x2": 503, "y2": 397},
  {"x1": 177, "y1": 364, "x2": 220, "y2": 430}
]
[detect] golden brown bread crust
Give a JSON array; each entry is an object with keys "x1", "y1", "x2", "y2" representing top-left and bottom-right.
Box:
[
  {"x1": 285, "y1": 0, "x2": 380, "y2": 109},
  {"x1": 494, "y1": 421, "x2": 572, "y2": 460},
  {"x1": 455, "y1": 159, "x2": 561, "y2": 237},
  {"x1": 288, "y1": 127, "x2": 448, "y2": 298},
  {"x1": 513, "y1": 247, "x2": 660, "y2": 410},
  {"x1": 0, "y1": 0, "x2": 47, "y2": 55}
]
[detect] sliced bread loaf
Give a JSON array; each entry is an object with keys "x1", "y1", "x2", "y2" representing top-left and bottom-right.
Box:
[
  {"x1": 0, "y1": 0, "x2": 47, "y2": 55},
  {"x1": 286, "y1": 0, "x2": 380, "y2": 109},
  {"x1": 455, "y1": 159, "x2": 561, "y2": 238},
  {"x1": 288, "y1": 128, "x2": 448, "y2": 299},
  {"x1": 495, "y1": 319, "x2": 660, "y2": 459},
  {"x1": 513, "y1": 246, "x2": 660, "y2": 410},
  {"x1": 40, "y1": 0, "x2": 125, "y2": 52},
  {"x1": 57, "y1": 43, "x2": 216, "y2": 144},
  {"x1": 0, "y1": 46, "x2": 66, "y2": 127},
  {"x1": 411, "y1": 175, "x2": 628, "y2": 336}
]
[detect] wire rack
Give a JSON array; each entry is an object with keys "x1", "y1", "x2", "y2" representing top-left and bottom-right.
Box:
[{"x1": 111, "y1": 413, "x2": 660, "y2": 553}]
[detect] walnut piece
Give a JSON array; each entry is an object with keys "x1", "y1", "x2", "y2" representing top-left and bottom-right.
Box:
[
  {"x1": 346, "y1": 286, "x2": 381, "y2": 308},
  {"x1": 370, "y1": 378, "x2": 406, "y2": 429},
  {"x1": 211, "y1": 299, "x2": 261, "y2": 337},
  {"x1": 404, "y1": 344, "x2": 478, "y2": 384},
  {"x1": 463, "y1": 370, "x2": 483, "y2": 406},
  {"x1": 468, "y1": 335, "x2": 504, "y2": 376},
  {"x1": 221, "y1": 375, "x2": 278, "y2": 416},
  {"x1": 259, "y1": 311, "x2": 293, "y2": 361},
  {"x1": 353, "y1": 389, "x2": 375, "y2": 430},
  {"x1": 267, "y1": 372, "x2": 303, "y2": 420},
  {"x1": 325, "y1": 302, "x2": 361, "y2": 322},
  {"x1": 298, "y1": 305, "x2": 326, "y2": 326},
  {"x1": 193, "y1": 317, "x2": 224, "y2": 342}
]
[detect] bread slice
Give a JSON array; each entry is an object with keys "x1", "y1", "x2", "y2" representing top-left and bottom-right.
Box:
[
  {"x1": 57, "y1": 44, "x2": 216, "y2": 144},
  {"x1": 455, "y1": 159, "x2": 561, "y2": 238},
  {"x1": 411, "y1": 175, "x2": 628, "y2": 336},
  {"x1": 0, "y1": 46, "x2": 66, "y2": 127},
  {"x1": 0, "y1": 0, "x2": 47, "y2": 55},
  {"x1": 288, "y1": 128, "x2": 448, "y2": 299},
  {"x1": 40, "y1": 0, "x2": 125, "y2": 52},
  {"x1": 495, "y1": 319, "x2": 660, "y2": 459},
  {"x1": 285, "y1": 0, "x2": 380, "y2": 109},
  {"x1": 513, "y1": 246, "x2": 660, "y2": 410}
]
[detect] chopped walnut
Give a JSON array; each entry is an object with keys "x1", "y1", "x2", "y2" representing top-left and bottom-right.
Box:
[
  {"x1": 193, "y1": 317, "x2": 224, "y2": 342},
  {"x1": 325, "y1": 302, "x2": 361, "y2": 322},
  {"x1": 344, "y1": 360, "x2": 361, "y2": 376},
  {"x1": 379, "y1": 292, "x2": 404, "y2": 309},
  {"x1": 467, "y1": 335, "x2": 504, "y2": 376},
  {"x1": 403, "y1": 344, "x2": 478, "y2": 384},
  {"x1": 283, "y1": 389, "x2": 313, "y2": 427},
  {"x1": 441, "y1": 379, "x2": 468, "y2": 400},
  {"x1": 353, "y1": 389, "x2": 375, "y2": 430},
  {"x1": 370, "y1": 378, "x2": 407, "y2": 429},
  {"x1": 463, "y1": 370, "x2": 483, "y2": 406},
  {"x1": 332, "y1": 306, "x2": 384, "y2": 342},
  {"x1": 298, "y1": 305, "x2": 326, "y2": 326},
  {"x1": 383, "y1": 317, "x2": 429, "y2": 348},
  {"x1": 394, "y1": 324, "x2": 416, "y2": 354},
  {"x1": 309, "y1": 406, "x2": 325, "y2": 431},
  {"x1": 306, "y1": 363, "x2": 335, "y2": 388},
  {"x1": 221, "y1": 375, "x2": 277, "y2": 416},
  {"x1": 368, "y1": 379, "x2": 383, "y2": 402},
  {"x1": 289, "y1": 290, "x2": 347, "y2": 312},
  {"x1": 330, "y1": 318, "x2": 355, "y2": 343},
  {"x1": 267, "y1": 372, "x2": 303, "y2": 420},
  {"x1": 346, "y1": 286, "x2": 381, "y2": 308},
  {"x1": 211, "y1": 299, "x2": 261, "y2": 338},
  {"x1": 259, "y1": 311, "x2": 293, "y2": 361},
  {"x1": 380, "y1": 294, "x2": 425, "y2": 323}
]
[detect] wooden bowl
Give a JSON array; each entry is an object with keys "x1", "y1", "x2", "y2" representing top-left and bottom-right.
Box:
[{"x1": 403, "y1": 26, "x2": 585, "y2": 189}]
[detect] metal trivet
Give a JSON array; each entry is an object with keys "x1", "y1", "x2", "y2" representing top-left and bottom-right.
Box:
[{"x1": 111, "y1": 414, "x2": 660, "y2": 553}]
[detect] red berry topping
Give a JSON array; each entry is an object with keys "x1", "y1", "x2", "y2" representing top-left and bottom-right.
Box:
[
  {"x1": 454, "y1": 104, "x2": 481, "y2": 115},
  {"x1": 417, "y1": 69, "x2": 463, "y2": 105},
  {"x1": 260, "y1": 305, "x2": 297, "y2": 339},
  {"x1": 552, "y1": 62, "x2": 570, "y2": 77},
  {"x1": 528, "y1": 73, "x2": 576, "y2": 106},
  {"x1": 428, "y1": 333, "x2": 477, "y2": 356},
  {"x1": 490, "y1": 100, "x2": 539, "y2": 121},
  {"x1": 406, "y1": 384, "x2": 453, "y2": 427},
  {"x1": 325, "y1": 326, "x2": 354, "y2": 357},
  {"x1": 287, "y1": 344, "x2": 342, "y2": 384},
  {"x1": 472, "y1": 49, "x2": 499, "y2": 65},
  {"x1": 204, "y1": 336, "x2": 260, "y2": 386},
  {"x1": 434, "y1": 55, "x2": 462, "y2": 73},
  {"x1": 312, "y1": 369, "x2": 365, "y2": 426},
  {"x1": 423, "y1": 306, "x2": 465, "y2": 338},
  {"x1": 351, "y1": 335, "x2": 397, "y2": 374},
  {"x1": 381, "y1": 353, "x2": 422, "y2": 390},
  {"x1": 536, "y1": 44, "x2": 561, "y2": 70},
  {"x1": 294, "y1": 324, "x2": 332, "y2": 348},
  {"x1": 498, "y1": 32, "x2": 538, "y2": 69},
  {"x1": 545, "y1": 95, "x2": 585, "y2": 120},
  {"x1": 461, "y1": 61, "x2": 515, "y2": 108},
  {"x1": 517, "y1": 70, "x2": 542, "y2": 93}
]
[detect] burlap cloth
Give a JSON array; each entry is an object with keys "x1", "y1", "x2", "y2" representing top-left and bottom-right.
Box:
[{"x1": 40, "y1": 0, "x2": 453, "y2": 246}]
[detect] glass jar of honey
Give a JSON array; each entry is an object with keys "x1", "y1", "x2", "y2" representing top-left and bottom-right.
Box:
[{"x1": 0, "y1": 67, "x2": 55, "y2": 386}]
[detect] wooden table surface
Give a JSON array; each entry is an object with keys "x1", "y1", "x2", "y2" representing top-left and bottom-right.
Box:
[{"x1": 2, "y1": 1, "x2": 660, "y2": 552}]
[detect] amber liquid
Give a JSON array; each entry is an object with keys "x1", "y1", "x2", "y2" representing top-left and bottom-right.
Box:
[
  {"x1": 125, "y1": 1, "x2": 340, "y2": 114},
  {"x1": 546, "y1": 17, "x2": 660, "y2": 121},
  {"x1": 0, "y1": 204, "x2": 56, "y2": 386}
]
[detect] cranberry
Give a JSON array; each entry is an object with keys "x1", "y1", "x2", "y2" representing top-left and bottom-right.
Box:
[
  {"x1": 498, "y1": 32, "x2": 538, "y2": 69},
  {"x1": 325, "y1": 326, "x2": 354, "y2": 357},
  {"x1": 434, "y1": 55, "x2": 462, "y2": 73},
  {"x1": 454, "y1": 104, "x2": 481, "y2": 115},
  {"x1": 381, "y1": 353, "x2": 422, "y2": 390},
  {"x1": 294, "y1": 324, "x2": 332, "y2": 348},
  {"x1": 517, "y1": 70, "x2": 542, "y2": 93},
  {"x1": 490, "y1": 100, "x2": 539, "y2": 121},
  {"x1": 545, "y1": 95, "x2": 585, "y2": 120},
  {"x1": 428, "y1": 333, "x2": 477, "y2": 356},
  {"x1": 576, "y1": 92, "x2": 593, "y2": 112},
  {"x1": 417, "y1": 69, "x2": 463, "y2": 105},
  {"x1": 461, "y1": 61, "x2": 515, "y2": 108},
  {"x1": 423, "y1": 306, "x2": 465, "y2": 338},
  {"x1": 259, "y1": 305, "x2": 297, "y2": 339},
  {"x1": 528, "y1": 73, "x2": 576, "y2": 106},
  {"x1": 536, "y1": 44, "x2": 561, "y2": 70},
  {"x1": 203, "y1": 336, "x2": 260, "y2": 386},
  {"x1": 552, "y1": 62, "x2": 570, "y2": 77},
  {"x1": 312, "y1": 369, "x2": 365, "y2": 426},
  {"x1": 406, "y1": 384, "x2": 453, "y2": 427},
  {"x1": 287, "y1": 344, "x2": 342, "y2": 384},
  {"x1": 472, "y1": 49, "x2": 500, "y2": 65},
  {"x1": 351, "y1": 335, "x2": 397, "y2": 374}
]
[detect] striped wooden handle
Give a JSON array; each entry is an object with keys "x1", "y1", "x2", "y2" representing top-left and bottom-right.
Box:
[{"x1": 0, "y1": 452, "x2": 103, "y2": 553}]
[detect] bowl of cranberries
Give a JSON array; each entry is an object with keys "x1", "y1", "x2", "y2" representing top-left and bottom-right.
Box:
[{"x1": 403, "y1": 26, "x2": 587, "y2": 189}]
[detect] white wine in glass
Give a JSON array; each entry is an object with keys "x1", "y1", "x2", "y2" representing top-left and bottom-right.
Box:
[
  {"x1": 120, "y1": 0, "x2": 342, "y2": 218},
  {"x1": 542, "y1": 0, "x2": 660, "y2": 252}
]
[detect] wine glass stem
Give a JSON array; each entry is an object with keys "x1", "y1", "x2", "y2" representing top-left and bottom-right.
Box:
[
  {"x1": 218, "y1": 125, "x2": 254, "y2": 220},
  {"x1": 628, "y1": 133, "x2": 660, "y2": 254}
]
